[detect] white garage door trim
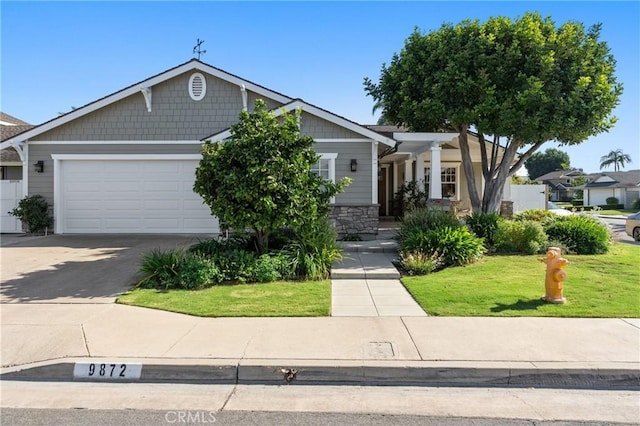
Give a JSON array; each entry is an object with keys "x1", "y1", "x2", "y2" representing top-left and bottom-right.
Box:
[{"x1": 51, "y1": 154, "x2": 217, "y2": 234}]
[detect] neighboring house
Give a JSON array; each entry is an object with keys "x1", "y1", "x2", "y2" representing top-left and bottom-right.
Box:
[
  {"x1": 535, "y1": 169, "x2": 589, "y2": 202},
  {"x1": 580, "y1": 170, "x2": 640, "y2": 209},
  {"x1": 1, "y1": 113, "x2": 33, "y2": 180},
  {"x1": 0, "y1": 59, "x2": 514, "y2": 236}
]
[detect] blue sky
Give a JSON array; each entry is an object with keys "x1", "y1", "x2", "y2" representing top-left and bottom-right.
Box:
[{"x1": 2, "y1": 1, "x2": 638, "y2": 173}]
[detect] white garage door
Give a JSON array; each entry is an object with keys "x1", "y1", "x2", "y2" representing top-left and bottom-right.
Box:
[{"x1": 59, "y1": 159, "x2": 218, "y2": 234}]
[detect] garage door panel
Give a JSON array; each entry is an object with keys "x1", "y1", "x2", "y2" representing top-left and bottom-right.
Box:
[{"x1": 60, "y1": 160, "x2": 218, "y2": 234}]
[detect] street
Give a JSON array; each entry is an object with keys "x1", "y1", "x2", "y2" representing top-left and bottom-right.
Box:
[{"x1": 1, "y1": 381, "x2": 638, "y2": 425}]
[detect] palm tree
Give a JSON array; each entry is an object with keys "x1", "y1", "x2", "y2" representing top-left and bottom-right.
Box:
[{"x1": 599, "y1": 149, "x2": 632, "y2": 172}]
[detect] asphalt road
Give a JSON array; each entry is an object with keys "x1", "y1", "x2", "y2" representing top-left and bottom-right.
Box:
[
  {"x1": 598, "y1": 216, "x2": 637, "y2": 244},
  {"x1": 1, "y1": 408, "x2": 634, "y2": 426}
]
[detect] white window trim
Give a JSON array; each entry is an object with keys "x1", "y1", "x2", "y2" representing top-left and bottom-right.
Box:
[
  {"x1": 424, "y1": 162, "x2": 461, "y2": 200},
  {"x1": 313, "y1": 153, "x2": 338, "y2": 203},
  {"x1": 51, "y1": 154, "x2": 203, "y2": 234}
]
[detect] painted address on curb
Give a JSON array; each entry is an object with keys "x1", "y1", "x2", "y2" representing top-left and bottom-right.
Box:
[{"x1": 73, "y1": 362, "x2": 142, "y2": 380}]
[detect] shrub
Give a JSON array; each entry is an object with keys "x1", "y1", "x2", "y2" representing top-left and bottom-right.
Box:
[
  {"x1": 284, "y1": 217, "x2": 341, "y2": 280},
  {"x1": 514, "y1": 209, "x2": 556, "y2": 223},
  {"x1": 211, "y1": 249, "x2": 257, "y2": 282},
  {"x1": 633, "y1": 198, "x2": 640, "y2": 210},
  {"x1": 392, "y1": 180, "x2": 428, "y2": 214},
  {"x1": 188, "y1": 236, "x2": 249, "y2": 257},
  {"x1": 465, "y1": 212, "x2": 501, "y2": 249},
  {"x1": 397, "y1": 207, "x2": 460, "y2": 244},
  {"x1": 400, "y1": 225, "x2": 484, "y2": 268},
  {"x1": 176, "y1": 254, "x2": 221, "y2": 289},
  {"x1": 9, "y1": 195, "x2": 53, "y2": 233},
  {"x1": 544, "y1": 215, "x2": 611, "y2": 254},
  {"x1": 399, "y1": 251, "x2": 441, "y2": 275},
  {"x1": 253, "y1": 254, "x2": 289, "y2": 283},
  {"x1": 138, "y1": 249, "x2": 184, "y2": 289},
  {"x1": 605, "y1": 196, "x2": 619, "y2": 205},
  {"x1": 495, "y1": 220, "x2": 548, "y2": 254}
]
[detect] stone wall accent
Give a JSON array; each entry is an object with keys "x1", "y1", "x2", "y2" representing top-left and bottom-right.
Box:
[
  {"x1": 329, "y1": 205, "x2": 378, "y2": 235},
  {"x1": 500, "y1": 200, "x2": 514, "y2": 218}
]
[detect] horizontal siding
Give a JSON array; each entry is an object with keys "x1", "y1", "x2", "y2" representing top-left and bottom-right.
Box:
[
  {"x1": 314, "y1": 141, "x2": 372, "y2": 205},
  {"x1": 31, "y1": 72, "x2": 283, "y2": 142}
]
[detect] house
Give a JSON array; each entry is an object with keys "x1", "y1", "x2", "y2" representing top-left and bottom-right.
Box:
[
  {"x1": 535, "y1": 169, "x2": 589, "y2": 202},
  {"x1": 580, "y1": 170, "x2": 640, "y2": 209},
  {"x1": 0, "y1": 59, "x2": 513, "y2": 236},
  {"x1": 1, "y1": 113, "x2": 33, "y2": 180}
]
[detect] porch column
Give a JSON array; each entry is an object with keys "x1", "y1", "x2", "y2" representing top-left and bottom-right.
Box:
[
  {"x1": 429, "y1": 142, "x2": 442, "y2": 199},
  {"x1": 415, "y1": 153, "x2": 425, "y2": 189},
  {"x1": 404, "y1": 159, "x2": 413, "y2": 184}
]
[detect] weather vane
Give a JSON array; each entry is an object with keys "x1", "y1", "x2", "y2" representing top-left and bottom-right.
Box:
[{"x1": 193, "y1": 38, "x2": 206, "y2": 60}]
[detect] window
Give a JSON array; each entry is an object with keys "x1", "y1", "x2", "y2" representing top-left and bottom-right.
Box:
[
  {"x1": 424, "y1": 166, "x2": 458, "y2": 199},
  {"x1": 311, "y1": 153, "x2": 338, "y2": 203}
]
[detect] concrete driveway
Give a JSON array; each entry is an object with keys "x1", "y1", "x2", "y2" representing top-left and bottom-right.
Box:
[{"x1": 0, "y1": 234, "x2": 206, "y2": 304}]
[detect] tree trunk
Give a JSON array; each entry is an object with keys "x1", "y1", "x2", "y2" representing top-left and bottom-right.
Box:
[
  {"x1": 457, "y1": 126, "x2": 482, "y2": 212},
  {"x1": 480, "y1": 140, "x2": 520, "y2": 213},
  {"x1": 255, "y1": 230, "x2": 270, "y2": 254}
]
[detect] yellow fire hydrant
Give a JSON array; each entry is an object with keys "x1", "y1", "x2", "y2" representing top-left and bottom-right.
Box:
[{"x1": 539, "y1": 247, "x2": 569, "y2": 304}]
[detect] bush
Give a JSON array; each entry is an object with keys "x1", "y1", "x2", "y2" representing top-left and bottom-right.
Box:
[
  {"x1": 605, "y1": 197, "x2": 619, "y2": 205},
  {"x1": 572, "y1": 199, "x2": 584, "y2": 206},
  {"x1": 465, "y1": 212, "x2": 501, "y2": 248},
  {"x1": 189, "y1": 236, "x2": 249, "y2": 257},
  {"x1": 400, "y1": 226, "x2": 484, "y2": 268},
  {"x1": 284, "y1": 217, "x2": 342, "y2": 280},
  {"x1": 254, "y1": 254, "x2": 289, "y2": 283},
  {"x1": 9, "y1": 195, "x2": 53, "y2": 233},
  {"x1": 544, "y1": 215, "x2": 611, "y2": 254},
  {"x1": 514, "y1": 209, "x2": 556, "y2": 223},
  {"x1": 392, "y1": 180, "x2": 428, "y2": 214},
  {"x1": 495, "y1": 220, "x2": 548, "y2": 254},
  {"x1": 211, "y1": 249, "x2": 257, "y2": 283},
  {"x1": 399, "y1": 251, "x2": 440, "y2": 275},
  {"x1": 176, "y1": 254, "x2": 221, "y2": 289},
  {"x1": 633, "y1": 198, "x2": 640, "y2": 210},
  {"x1": 397, "y1": 207, "x2": 460, "y2": 244},
  {"x1": 138, "y1": 249, "x2": 184, "y2": 289}
]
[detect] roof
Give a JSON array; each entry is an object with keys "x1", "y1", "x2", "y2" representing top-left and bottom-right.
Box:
[
  {"x1": 535, "y1": 169, "x2": 586, "y2": 181},
  {"x1": 0, "y1": 59, "x2": 294, "y2": 146},
  {"x1": 0, "y1": 147, "x2": 21, "y2": 163},
  {"x1": 583, "y1": 170, "x2": 640, "y2": 189},
  {"x1": 0, "y1": 112, "x2": 30, "y2": 126},
  {"x1": 1, "y1": 112, "x2": 34, "y2": 143}
]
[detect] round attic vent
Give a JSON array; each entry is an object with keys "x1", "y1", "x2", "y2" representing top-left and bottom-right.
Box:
[{"x1": 188, "y1": 72, "x2": 206, "y2": 101}]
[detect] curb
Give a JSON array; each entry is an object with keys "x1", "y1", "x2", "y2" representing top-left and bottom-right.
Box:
[{"x1": 2, "y1": 358, "x2": 638, "y2": 389}]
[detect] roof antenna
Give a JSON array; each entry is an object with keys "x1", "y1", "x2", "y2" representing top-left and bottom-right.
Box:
[{"x1": 193, "y1": 38, "x2": 206, "y2": 60}]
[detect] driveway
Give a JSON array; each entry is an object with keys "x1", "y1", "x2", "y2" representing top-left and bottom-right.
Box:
[{"x1": 0, "y1": 235, "x2": 205, "y2": 303}]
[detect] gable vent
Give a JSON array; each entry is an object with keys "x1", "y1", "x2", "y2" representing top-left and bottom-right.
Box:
[{"x1": 188, "y1": 72, "x2": 207, "y2": 101}]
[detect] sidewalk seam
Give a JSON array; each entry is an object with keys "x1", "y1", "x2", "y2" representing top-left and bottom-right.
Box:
[
  {"x1": 80, "y1": 324, "x2": 91, "y2": 357},
  {"x1": 160, "y1": 321, "x2": 200, "y2": 357},
  {"x1": 400, "y1": 317, "x2": 424, "y2": 360}
]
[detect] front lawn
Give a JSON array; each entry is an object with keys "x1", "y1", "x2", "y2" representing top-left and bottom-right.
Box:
[
  {"x1": 117, "y1": 280, "x2": 331, "y2": 317},
  {"x1": 402, "y1": 243, "x2": 640, "y2": 317}
]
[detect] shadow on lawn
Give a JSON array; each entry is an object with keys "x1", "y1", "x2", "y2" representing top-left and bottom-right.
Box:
[{"x1": 491, "y1": 298, "x2": 546, "y2": 312}]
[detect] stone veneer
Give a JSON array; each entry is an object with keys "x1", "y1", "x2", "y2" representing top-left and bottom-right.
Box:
[{"x1": 329, "y1": 205, "x2": 379, "y2": 236}]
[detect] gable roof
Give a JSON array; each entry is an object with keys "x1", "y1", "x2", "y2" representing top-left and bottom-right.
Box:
[
  {"x1": 535, "y1": 169, "x2": 586, "y2": 182},
  {"x1": 0, "y1": 59, "x2": 293, "y2": 146},
  {"x1": 583, "y1": 170, "x2": 640, "y2": 188},
  {"x1": 1, "y1": 112, "x2": 30, "y2": 126},
  {"x1": 204, "y1": 99, "x2": 397, "y2": 147}
]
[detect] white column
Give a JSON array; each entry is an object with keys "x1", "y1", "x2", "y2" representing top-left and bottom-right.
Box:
[
  {"x1": 404, "y1": 159, "x2": 413, "y2": 184},
  {"x1": 372, "y1": 141, "x2": 379, "y2": 204},
  {"x1": 429, "y1": 142, "x2": 442, "y2": 199},
  {"x1": 415, "y1": 153, "x2": 425, "y2": 189}
]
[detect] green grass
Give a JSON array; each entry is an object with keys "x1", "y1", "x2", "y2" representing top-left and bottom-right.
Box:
[
  {"x1": 117, "y1": 280, "x2": 331, "y2": 317},
  {"x1": 594, "y1": 208, "x2": 639, "y2": 216},
  {"x1": 402, "y1": 243, "x2": 640, "y2": 317}
]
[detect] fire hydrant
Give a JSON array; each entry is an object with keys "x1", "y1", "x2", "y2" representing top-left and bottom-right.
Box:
[{"x1": 539, "y1": 247, "x2": 569, "y2": 304}]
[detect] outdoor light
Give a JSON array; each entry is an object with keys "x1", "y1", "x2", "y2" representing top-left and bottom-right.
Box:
[
  {"x1": 34, "y1": 160, "x2": 44, "y2": 173},
  {"x1": 350, "y1": 159, "x2": 357, "y2": 172}
]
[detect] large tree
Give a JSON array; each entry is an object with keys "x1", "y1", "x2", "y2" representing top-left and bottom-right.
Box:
[
  {"x1": 524, "y1": 148, "x2": 571, "y2": 180},
  {"x1": 599, "y1": 149, "x2": 632, "y2": 171},
  {"x1": 364, "y1": 13, "x2": 622, "y2": 213},
  {"x1": 194, "y1": 100, "x2": 349, "y2": 253}
]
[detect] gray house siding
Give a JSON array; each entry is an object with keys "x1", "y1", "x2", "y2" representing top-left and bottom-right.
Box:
[
  {"x1": 31, "y1": 71, "x2": 284, "y2": 142},
  {"x1": 28, "y1": 143, "x2": 203, "y2": 206},
  {"x1": 314, "y1": 141, "x2": 372, "y2": 205},
  {"x1": 300, "y1": 113, "x2": 364, "y2": 139}
]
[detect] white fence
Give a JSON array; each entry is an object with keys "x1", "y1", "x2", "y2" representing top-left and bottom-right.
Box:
[
  {"x1": 1, "y1": 181, "x2": 23, "y2": 233},
  {"x1": 504, "y1": 183, "x2": 546, "y2": 213}
]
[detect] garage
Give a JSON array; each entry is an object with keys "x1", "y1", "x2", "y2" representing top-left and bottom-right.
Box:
[{"x1": 53, "y1": 155, "x2": 218, "y2": 234}]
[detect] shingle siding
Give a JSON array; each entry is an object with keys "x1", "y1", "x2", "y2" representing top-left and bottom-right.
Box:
[
  {"x1": 31, "y1": 71, "x2": 284, "y2": 141},
  {"x1": 301, "y1": 113, "x2": 364, "y2": 139}
]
